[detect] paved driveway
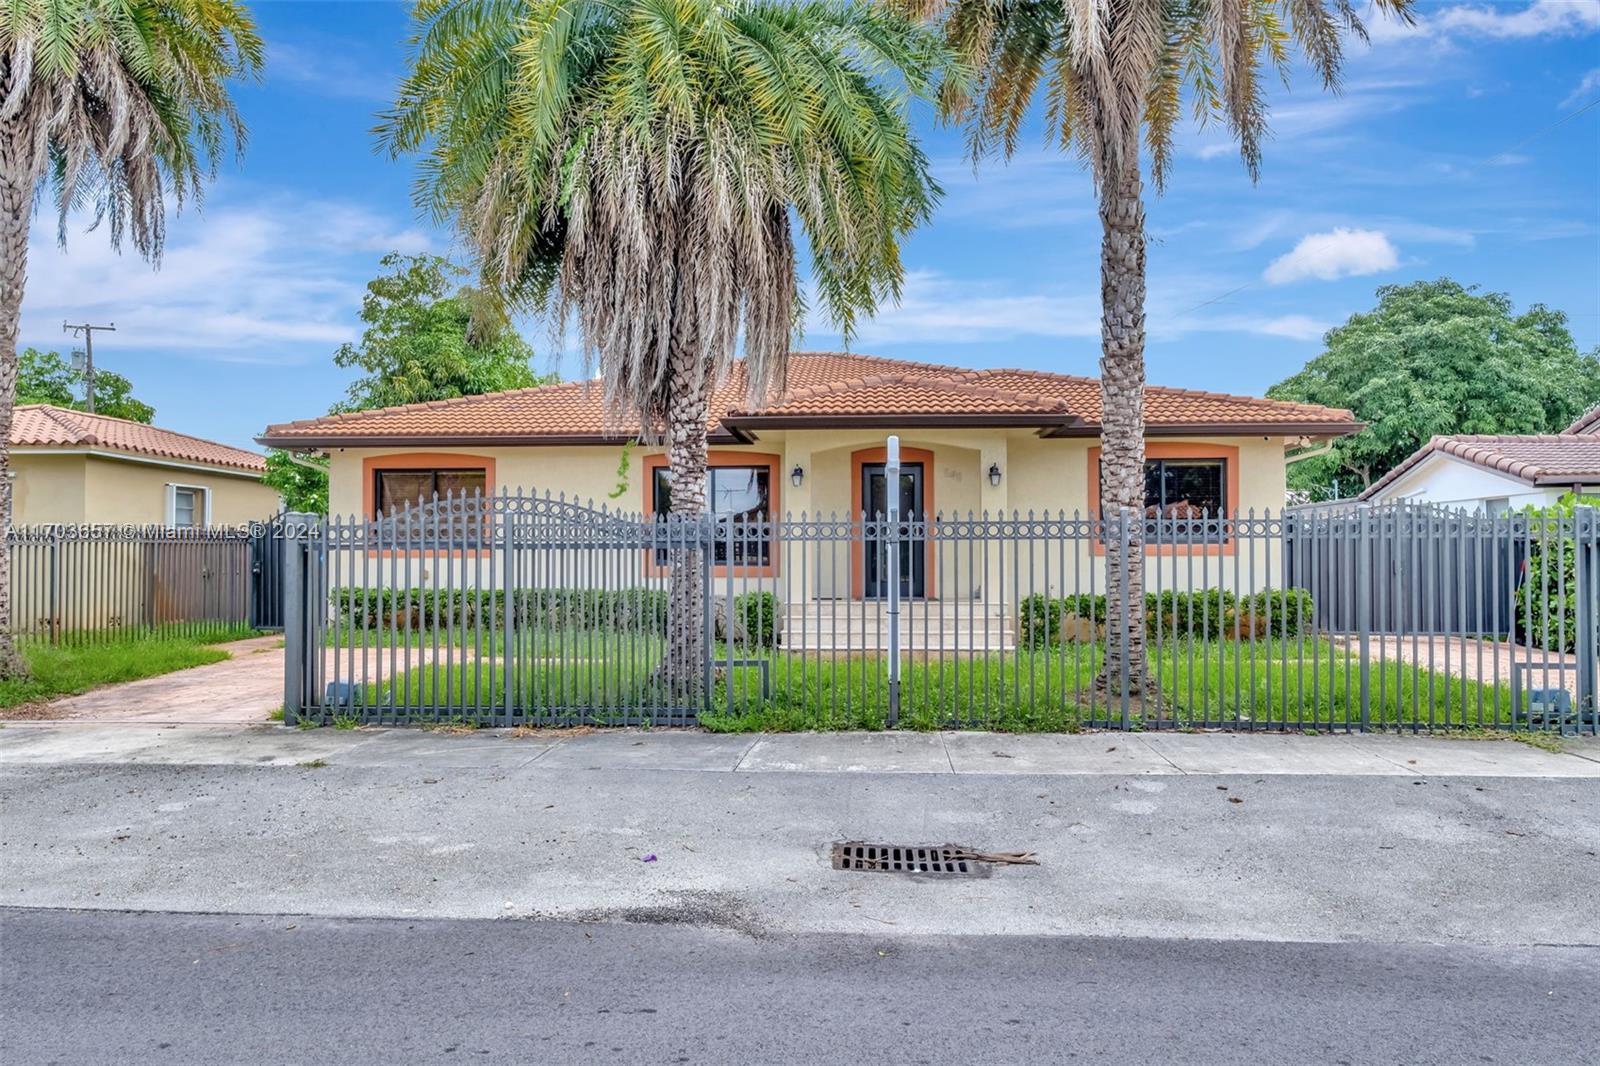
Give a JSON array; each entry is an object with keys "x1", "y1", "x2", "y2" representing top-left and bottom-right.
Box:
[{"x1": 44, "y1": 636, "x2": 288, "y2": 724}]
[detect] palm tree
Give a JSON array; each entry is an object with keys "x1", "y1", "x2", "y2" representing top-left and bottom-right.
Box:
[
  {"x1": 381, "y1": 0, "x2": 948, "y2": 697},
  {"x1": 0, "y1": 0, "x2": 261, "y2": 676},
  {"x1": 903, "y1": 0, "x2": 1411, "y2": 707}
]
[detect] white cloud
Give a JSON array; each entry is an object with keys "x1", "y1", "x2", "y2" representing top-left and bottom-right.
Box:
[
  {"x1": 268, "y1": 40, "x2": 397, "y2": 102},
  {"x1": 1263, "y1": 228, "x2": 1400, "y2": 284},
  {"x1": 1430, "y1": 0, "x2": 1600, "y2": 39},
  {"x1": 1562, "y1": 67, "x2": 1600, "y2": 107},
  {"x1": 19, "y1": 195, "x2": 437, "y2": 359}
]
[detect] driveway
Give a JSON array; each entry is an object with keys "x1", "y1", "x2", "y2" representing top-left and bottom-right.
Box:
[
  {"x1": 42, "y1": 638, "x2": 459, "y2": 725},
  {"x1": 44, "y1": 635, "x2": 287, "y2": 725}
]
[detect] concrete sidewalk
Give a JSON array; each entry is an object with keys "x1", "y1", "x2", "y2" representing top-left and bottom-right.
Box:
[{"x1": 2, "y1": 720, "x2": 1598, "y2": 776}]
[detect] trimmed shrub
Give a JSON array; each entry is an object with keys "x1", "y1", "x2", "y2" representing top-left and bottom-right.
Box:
[
  {"x1": 1020, "y1": 588, "x2": 1314, "y2": 647},
  {"x1": 330, "y1": 587, "x2": 667, "y2": 633},
  {"x1": 1517, "y1": 494, "x2": 1598, "y2": 654}
]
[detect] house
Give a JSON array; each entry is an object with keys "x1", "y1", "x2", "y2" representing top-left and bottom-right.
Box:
[
  {"x1": 10, "y1": 405, "x2": 280, "y2": 527},
  {"x1": 1360, "y1": 403, "x2": 1600, "y2": 512},
  {"x1": 260, "y1": 352, "x2": 1358, "y2": 600}
]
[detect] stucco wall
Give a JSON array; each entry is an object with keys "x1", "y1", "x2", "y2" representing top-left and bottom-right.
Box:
[
  {"x1": 323, "y1": 431, "x2": 1298, "y2": 596},
  {"x1": 11, "y1": 451, "x2": 278, "y2": 527},
  {"x1": 12, "y1": 454, "x2": 89, "y2": 525}
]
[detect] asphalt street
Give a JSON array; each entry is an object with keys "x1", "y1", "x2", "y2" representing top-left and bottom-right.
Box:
[{"x1": 3, "y1": 907, "x2": 1595, "y2": 1066}]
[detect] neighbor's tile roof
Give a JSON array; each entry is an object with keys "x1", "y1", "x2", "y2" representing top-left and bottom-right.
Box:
[
  {"x1": 1568, "y1": 403, "x2": 1600, "y2": 435},
  {"x1": 259, "y1": 351, "x2": 1358, "y2": 447},
  {"x1": 1362, "y1": 434, "x2": 1600, "y2": 500},
  {"x1": 12, "y1": 405, "x2": 266, "y2": 474}
]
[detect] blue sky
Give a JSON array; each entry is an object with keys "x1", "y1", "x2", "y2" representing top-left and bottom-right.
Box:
[{"x1": 17, "y1": 0, "x2": 1600, "y2": 451}]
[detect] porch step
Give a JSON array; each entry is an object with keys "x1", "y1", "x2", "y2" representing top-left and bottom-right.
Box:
[{"x1": 777, "y1": 601, "x2": 1017, "y2": 653}]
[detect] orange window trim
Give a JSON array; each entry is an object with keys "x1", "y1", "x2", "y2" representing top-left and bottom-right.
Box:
[
  {"x1": 361, "y1": 452, "x2": 497, "y2": 558},
  {"x1": 642, "y1": 451, "x2": 782, "y2": 578},
  {"x1": 1086, "y1": 442, "x2": 1240, "y2": 557},
  {"x1": 849, "y1": 445, "x2": 937, "y2": 599}
]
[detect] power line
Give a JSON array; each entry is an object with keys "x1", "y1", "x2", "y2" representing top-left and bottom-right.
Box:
[{"x1": 62, "y1": 321, "x2": 115, "y2": 414}]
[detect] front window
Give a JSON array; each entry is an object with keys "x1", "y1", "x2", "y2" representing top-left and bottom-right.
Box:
[
  {"x1": 373, "y1": 468, "x2": 488, "y2": 519},
  {"x1": 653, "y1": 465, "x2": 771, "y2": 565},
  {"x1": 1100, "y1": 458, "x2": 1228, "y2": 541},
  {"x1": 1144, "y1": 460, "x2": 1226, "y2": 519}
]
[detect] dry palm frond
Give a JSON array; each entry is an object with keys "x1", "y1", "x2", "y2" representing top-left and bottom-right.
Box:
[{"x1": 0, "y1": 0, "x2": 261, "y2": 257}]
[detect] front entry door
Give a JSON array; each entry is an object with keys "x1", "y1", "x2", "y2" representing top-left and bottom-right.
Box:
[{"x1": 862, "y1": 462, "x2": 926, "y2": 599}]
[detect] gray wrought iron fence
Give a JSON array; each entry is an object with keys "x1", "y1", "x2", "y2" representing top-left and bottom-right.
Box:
[
  {"x1": 283, "y1": 484, "x2": 1598, "y2": 735},
  {"x1": 6, "y1": 524, "x2": 261, "y2": 644}
]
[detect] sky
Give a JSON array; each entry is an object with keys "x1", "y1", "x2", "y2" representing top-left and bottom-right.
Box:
[{"x1": 16, "y1": 0, "x2": 1600, "y2": 451}]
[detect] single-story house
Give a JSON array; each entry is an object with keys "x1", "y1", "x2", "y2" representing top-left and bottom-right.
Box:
[
  {"x1": 11, "y1": 404, "x2": 280, "y2": 527},
  {"x1": 1360, "y1": 403, "x2": 1600, "y2": 512},
  {"x1": 260, "y1": 352, "x2": 1357, "y2": 601}
]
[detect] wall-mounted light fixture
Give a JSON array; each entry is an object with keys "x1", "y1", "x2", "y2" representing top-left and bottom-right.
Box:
[
  {"x1": 988, "y1": 462, "x2": 1002, "y2": 487},
  {"x1": 791, "y1": 464, "x2": 805, "y2": 488}
]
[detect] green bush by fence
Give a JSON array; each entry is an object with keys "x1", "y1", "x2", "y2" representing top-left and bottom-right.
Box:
[
  {"x1": 1019, "y1": 588, "x2": 1314, "y2": 647},
  {"x1": 330, "y1": 586, "x2": 779, "y2": 646},
  {"x1": 1517, "y1": 494, "x2": 1597, "y2": 655}
]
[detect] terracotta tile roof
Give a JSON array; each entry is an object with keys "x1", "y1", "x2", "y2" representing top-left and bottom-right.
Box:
[
  {"x1": 1568, "y1": 403, "x2": 1600, "y2": 435},
  {"x1": 1362, "y1": 434, "x2": 1600, "y2": 500},
  {"x1": 259, "y1": 351, "x2": 1359, "y2": 447},
  {"x1": 12, "y1": 405, "x2": 266, "y2": 474}
]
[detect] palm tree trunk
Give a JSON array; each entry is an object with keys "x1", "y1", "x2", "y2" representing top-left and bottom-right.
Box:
[
  {"x1": 0, "y1": 129, "x2": 32, "y2": 679},
  {"x1": 663, "y1": 328, "x2": 710, "y2": 705},
  {"x1": 1095, "y1": 144, "x2": 1150, "y2": 708}
]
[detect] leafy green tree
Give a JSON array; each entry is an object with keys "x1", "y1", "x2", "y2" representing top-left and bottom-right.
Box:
[
  {"x1": 0, "y1": 0, "x2": 262, "y2": 677},
  {"x1": 1269, "y1": 280, "x2": 1600, "y2": 498},
  {"x1": 262, "y1": 450, "x2": 328, "y2": 514},
  {"x1": 331, "y1": 253, "x2": 552, "y2": 413},
  {"x1": 262, "y1": 253, "x2": 554, "y2": 512},
  {"x1": 15, "y1": 348, "x2": 155, "y2": 423},
  {"x1": 379, "y1": 0, "x2": 948, "y2": 695}
]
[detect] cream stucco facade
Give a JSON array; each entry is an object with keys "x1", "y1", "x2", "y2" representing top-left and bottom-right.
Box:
[
  {"x1": 322, "y1": 429, "x2": 1295, "y2": 597},
  {"x1": 11, "y1": 451, "x2": 281, "y2": 527}
]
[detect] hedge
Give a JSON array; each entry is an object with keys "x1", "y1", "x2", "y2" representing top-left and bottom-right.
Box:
[
  {"x1": 1019, "y1": 588, "x2": 1314, "y2": 647},
  {"x1": 330, "y1": 587, "x2": 779, "y2": 646}
]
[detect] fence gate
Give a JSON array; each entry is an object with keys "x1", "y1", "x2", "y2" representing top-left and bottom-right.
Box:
[{"x1": 249, "y1": 516, "x2": 287, "y2": 630}]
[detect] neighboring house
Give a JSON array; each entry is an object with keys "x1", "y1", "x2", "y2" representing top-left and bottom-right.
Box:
[
  {"x1": 11, "y1": 405, "x2": 280, "y2": 527},
  {"x1": 1361, "y1": 404, "x2": 1600, "y2": 512},
  {"x1": 260, "y1": 352, "x2": 1357, "y2": 596}
]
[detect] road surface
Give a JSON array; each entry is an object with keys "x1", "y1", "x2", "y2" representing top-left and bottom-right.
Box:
[{"x1": 3, "y1": 907, "x2": 1593, "y2": 1066}]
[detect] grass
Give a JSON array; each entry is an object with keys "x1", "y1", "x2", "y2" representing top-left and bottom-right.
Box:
[
  {"x1": 0, "y1": 627, "x2": 260, "y2": 712},
  {"x1": 303, "y1": 628, "x2": 1566, "y2": 735}
]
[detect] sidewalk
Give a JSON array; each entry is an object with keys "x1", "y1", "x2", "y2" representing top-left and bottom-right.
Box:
[{"x1": 2, "y1": 721, "x2": 1597, "y2": 776}]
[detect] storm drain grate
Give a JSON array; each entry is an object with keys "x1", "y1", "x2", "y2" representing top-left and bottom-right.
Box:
[{"x1": 830, "y1": 842, "x2": 992, "y2": 877}]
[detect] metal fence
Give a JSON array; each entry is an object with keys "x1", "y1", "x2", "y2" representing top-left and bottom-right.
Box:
[
  {"x1": 6, "y1": 524, "x2": 266, "y2": 644},
  {"x1": 283, "y1": 480, "x2": 1599, "y2": 735}
]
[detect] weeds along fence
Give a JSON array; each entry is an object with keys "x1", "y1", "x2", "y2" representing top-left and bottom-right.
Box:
[
  {"x1": 6, "y1": 524, "x2": 264, "y2": 645},
  {"x1": 284, "y1": 491, "x2": 1598, "y2": 735}
]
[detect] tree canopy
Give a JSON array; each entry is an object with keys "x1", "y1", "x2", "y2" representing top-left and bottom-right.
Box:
[
  {"x1": 15, "y1": 347, "x2": 154, "y2": 423},
  {"x1": 331, "y1": 253, "x2": 552, "y2": 413},
  {"x1": 1269, "y1": 279, "x2": 1600, "y2": 498},
  {"x1": 264, "y1": 253, "x2": 554, "y2": 512}
]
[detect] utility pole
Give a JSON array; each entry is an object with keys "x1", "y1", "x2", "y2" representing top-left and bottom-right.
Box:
[{"x1": 62, "y1": 321, "x2": 115, "y2": 414}]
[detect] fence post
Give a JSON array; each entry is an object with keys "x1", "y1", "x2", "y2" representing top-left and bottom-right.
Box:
[
  {"x1": 1355, "y1": 504, "x2": 1372, "y2": 732},
  {"x1": 280, "y1": 511, "x2": 318, "y2": 726},
  {"x1": 885, "y1": 435, "x2": 902, "y2": 728},
  {"x1": 1576, "y1": 505, "x2": 1598, "y2": 734},
  {"x1": 46, "y1": 526, "x2": 59, "y2": 645}
]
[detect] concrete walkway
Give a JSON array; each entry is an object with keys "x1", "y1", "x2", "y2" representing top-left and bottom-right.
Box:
[
  {"x1": 3, "y1": 721, "x2": 1597, "y2": 776},
  {"x1": 38, "y1": 638, "x2": 467, "y2": 725},
  {"x1": 42, "y1": 635, "x2": 286, "y2": 724}
]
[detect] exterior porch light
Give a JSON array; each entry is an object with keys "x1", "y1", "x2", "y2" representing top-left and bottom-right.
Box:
[
  {"x1": 988, "y1": 462, "x2": 1002, "y2": 487},
  {"x1": 791, "y1": 464, "x2": 805, "y2": 488}
]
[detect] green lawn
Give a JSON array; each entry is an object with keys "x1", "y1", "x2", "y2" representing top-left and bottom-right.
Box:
[
  {"x1": 0, "y1": 626, "x2": 259, "y2": 711},
  {"x1": 313, "y1": 629, "x2": 1534, "y2": 733}
]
